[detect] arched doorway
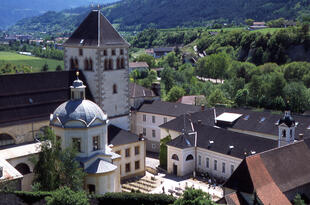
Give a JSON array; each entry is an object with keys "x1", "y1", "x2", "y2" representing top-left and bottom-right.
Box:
[
  {"x1": 0, "y1": 133, "x2": 15, "y2": 147},
  {"x1": 15, "y1": 163, "x2": 31, "y2": 175}
]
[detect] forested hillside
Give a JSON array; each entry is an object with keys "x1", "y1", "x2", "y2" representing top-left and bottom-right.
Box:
[
  {"x1": 8, "y1": 0, "x2": 310, "y2": 34},
  {"x1": 0, "y1": 0, "x2": 119, "y2": 29}
]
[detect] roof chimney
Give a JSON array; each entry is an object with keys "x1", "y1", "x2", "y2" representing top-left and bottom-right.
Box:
[
  {"x1": 201, "y1": 104, "x2": 205, "y2": 111},
  {"x1": 197, "y1": 120, "x2": 202, "y2": 125}
]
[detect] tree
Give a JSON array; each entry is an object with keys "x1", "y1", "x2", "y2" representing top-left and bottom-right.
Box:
[
  {"x1": 283, "y1": 82, "x2": 310, "y2": 113},
  {"x1": 293, "y1": 194, "x2": 306, "y2": 205},
  {"x1": 161, "y1": 67, "x2": 176, "y2": 92},
  {"x1": 159, "y1": 135, "x2": 172, "y2": 170},
  {"x1": 166, "y1": 86, "x2": 185, "y2": 102},
  {"x1": 56, "y1": 65, "x2": 62, "y2": 71},
  {"x1": 136, "y1": 54, "x2": 156, "y2": 68},
  {"x1": 235, "y1": 89, "x2": 248, "y2": 106},
  {"x1": 245, "y1": 19, "x2": 254, "y2": 26},
  {"x1": 45, "y1": 186, "x2": 89, "y2": 205},
  {"x1": 208, "y1": 88, "x2": 230, "y2": 106},
  {"x1": 174, "y1": 188, "x2": 215, "y2": 205},
  {"x1": 42, "y1": 63, "x2": 49, "y2": 72},
  {"x1": 32, "y1": 128, "x2": 85, "y2": 191}
]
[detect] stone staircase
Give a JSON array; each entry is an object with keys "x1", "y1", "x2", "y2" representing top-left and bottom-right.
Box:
[{"x1": 121, "y1": 176, "x2": 158, "y2": 193}]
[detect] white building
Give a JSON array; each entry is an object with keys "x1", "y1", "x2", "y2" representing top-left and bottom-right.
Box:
[{"x1": 132, "y1": 101, "x2": 201, "y2": 152}]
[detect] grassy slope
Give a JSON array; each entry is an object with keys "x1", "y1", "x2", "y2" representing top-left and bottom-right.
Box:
[{"x1": 0, "y1": 52, "x2": 64, "y2": 72}]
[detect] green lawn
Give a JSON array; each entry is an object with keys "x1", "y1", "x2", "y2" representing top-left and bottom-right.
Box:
[{"x1": 0, "y1": 51, "x2": 64, "y2": 72}]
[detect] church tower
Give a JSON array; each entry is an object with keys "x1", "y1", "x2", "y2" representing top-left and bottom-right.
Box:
[
  {"x1": 63, "y1": 10, "x2": 130, "y2": 130},
  {"x1": 278, "y1": 110, "x2": 296, "y2": 147}
]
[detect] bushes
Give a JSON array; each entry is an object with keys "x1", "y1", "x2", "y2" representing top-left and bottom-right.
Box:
[
  {"x1": 2, "y1": 191, "x2": 175, "y2": 205},
  {"x1": 96, "y1": 192, "x2": 175, "y2": 205}
]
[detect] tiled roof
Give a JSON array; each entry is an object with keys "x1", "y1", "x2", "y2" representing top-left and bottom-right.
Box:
[
  {"x1": 0, "y1": 70, "x2": 93, "y2": 127},
  {"x1": 129, "y1": 83, "x2": 157, "y2": 98},
  {"x1": 224, "y1": 139, "x2": 310, "y2": 204},
  {"x1": 160, "y1": 107, "x2": 310, "y2": 139},
  {"x1": 64, "y1": 10, "x2": 128, "y2": 47},
  {"x1": 108, "y1": 125, "x2": 141, "y2": 146},
  {"x1": 138, "y1": 101, "x2": 201, "y2": 117},
  {"x1": 129, "y1": 62, "x2": 149, "y2": 68},
  {"x1": 167, "y1": 123, "x2": 277, "y2": 159}
]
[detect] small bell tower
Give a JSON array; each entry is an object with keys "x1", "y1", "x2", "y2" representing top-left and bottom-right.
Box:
[{"x1": 278, "y1": 109, "x2": 296, "y2": 147}]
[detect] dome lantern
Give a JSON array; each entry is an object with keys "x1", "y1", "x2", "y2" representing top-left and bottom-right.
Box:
[{"x1": 71, "y1": 71, "x2": 86, "y2": 100}]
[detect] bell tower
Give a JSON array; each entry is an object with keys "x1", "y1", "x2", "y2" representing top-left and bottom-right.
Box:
[
  {"x1": 278, "y1": 110, "x2": 296, "y2": 147},
  {"x1": 63, "y1": 10, "x2": 130, "y2": 130}
]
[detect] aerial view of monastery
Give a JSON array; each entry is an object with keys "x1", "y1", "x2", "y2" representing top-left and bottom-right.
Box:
[{"x1": 1, "y1": 0, "x2": 310, "y2": 204}]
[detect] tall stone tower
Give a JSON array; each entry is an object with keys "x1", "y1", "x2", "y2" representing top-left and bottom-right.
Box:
[{"x1": 63, "y1": 10, "x2": 130, "y2": 130}]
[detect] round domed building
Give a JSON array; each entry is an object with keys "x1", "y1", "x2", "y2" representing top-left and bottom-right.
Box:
[{"x1": 50, "y1": 72, "x2": 121, "y2": 194}]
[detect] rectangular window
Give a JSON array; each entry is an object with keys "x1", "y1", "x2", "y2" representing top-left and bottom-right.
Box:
[
  {"x1": 120, "y1": 49, "x2": 124, "y2": 55},
  {"x1": 79, "y1": 48, "x2": 83, "y2": 56},
  {"x1": 152, "y1": 116, "x2": 156, "y2": 123},
  {"x1": 125, "y1": 148, "x2": 130, "y2": 157},
  {"x1": 198, "y1": 155, "x2": 201, "y2": 166},
  {"x1": 116, "y1": 150, "x2": 121, "y2": 156},
  {"x1": 103, "y1": 50, "x2": 107, "y2": 56},
  {"x1": 135, "y1": 146, "x2": 140, "y2": 155},
  {"x1": 143, "y1": 128, "x2": 146, "y2": 136},
  {"x1": 143, "y1": 114, "x2": 146, "y2": 122},
  {"x1": 206, "y1": 157, "x2": 209, "y2": 168},
  {"x1": 231, "y1": 165, "x2": 235, "y2": 174},
  {"x1": 92, "y1": 136, "x2": 100, "y2": 151},
  {"x1": 152, "y1": 144, "x2": 156, "y2": 149},
  {"x1": 135, "y1": 160, "x2": 140, "y2": 170},
  {"x1": 72, "y1": 138, "x2": 81, "y2": 152},
  {"x1": 112, "y1": 49, "x2": 116, "y2": 55},
  {"x1": 152, "y1": 130, "x2": 156, "y2": 138},
  {"x1": 214, "y1": 160, "x2": 217, "y2": 171},
  {"x1": 164, "y1": 117, "x2": 167, "y2": 123},
  {"x1": 125, "y1": 163, "x2": 131, "y2": 173},
  {"x1": 222, "y1": 162, "x2": 226, "y2": 173}
]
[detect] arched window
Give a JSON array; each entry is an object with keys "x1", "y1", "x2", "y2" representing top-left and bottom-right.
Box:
[
  {"x1": 113, "y1": 84, "x2": 117, "y2": 94},
  {"x1": 185, "y1": 154, "x2": 194, "y2": 161},
  {"x1": 121, "y1": 58, "x2": 125, "y2": 69},
  {"x1": 15, "y1": 163, "x2": 31, "y2": 175},
  {"x1": 282, "y1": 129, "x2": 286, "y2": 138},
  {"x1": 117, "y1": 58, "x2": 120, "y2": 69},
  {"x1": 70, "y1": 58, "x2": 74, "y2": 70},
  {"x1": 104, "y1": 59, "x2": 108, "y2": 70},
  {"x1": 89, "y1": 58, "x2": 93, "y2": 70},
  {"x1": 109, "y1": 59, "x2": 113, "y2": 70},
  {"x1": 74, "y1": 58, "x2": 79, "y2": 69},
  {"x1": 172, "y1": 154, "x2": 179, "y2": 161},
  {"x1": 0, "y1": 133, "x2": 15, "y2": 147},
  {"x1": 84, "y1": 58, "x2": 89, "y2": 70}
]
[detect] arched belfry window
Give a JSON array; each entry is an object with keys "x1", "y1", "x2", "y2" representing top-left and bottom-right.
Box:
[
  {"x1": 84, "y1": 58, "x2": 89, "y2": 70},
  {"x1": 282, "y1": 129, "x2": 286, "y2": 138},
  {"x1": 70, "y1": 58, "x2": 74, "y2": 70},
  {"x1": 89, "y1": 58, "x2": 93, "y2": 70},
  {"x1": 121, "y1": 58, "x2": 125, "y2": 69},
  {"x1": 117, "y1": 58, "x2": 120, "y2": 69},
  {"x1": 172, "y1": 154, "x2": 179, "y2": 161},
  {"x1": 109, "y1": 59, "x2": 113, "y2": 70},
  {"x1": 185, "y1": 154, "x2": 194, "y2": 161},
  {"x1": 113, "y1": 84, "x2": 117, "y2": 94},
  {"x1": 104, "y1": 59, "x2": 108, "y2": 70},
  {"x1": 74, "y1": 58, "x2": 79, "y2": 69}
]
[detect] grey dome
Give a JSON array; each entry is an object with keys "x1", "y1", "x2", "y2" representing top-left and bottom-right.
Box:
[{"x1": 51, "y1": 99, "x2": 107, "y2": 128}]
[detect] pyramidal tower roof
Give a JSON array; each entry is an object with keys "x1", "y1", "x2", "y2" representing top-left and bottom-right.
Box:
[{"x1": 64, "y1": 10, "x2": 129, "y2": 47}]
